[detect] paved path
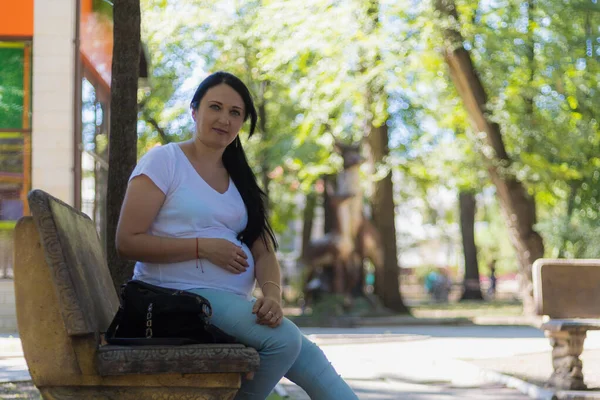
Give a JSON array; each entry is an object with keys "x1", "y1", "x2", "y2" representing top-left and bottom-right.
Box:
[
  {"x1": 0, "y1": 335, "x2": 28, "y2": 382},
  {"x1": 276, "y1": 325, "x2": 551, "y2": 399},
  {"x1": 287, "y1": 325, "x2": 600, "y2": 399},
  {"x1": 281, "y1": 378, "x2": 529, "y2": 399}
]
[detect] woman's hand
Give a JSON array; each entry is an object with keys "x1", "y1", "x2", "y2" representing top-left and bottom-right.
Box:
[
  {"x1": 252, "y1": 297, "x2": 283, "y2": 328},
  {"x1": 198, "y1": 238, "x2": 249, "y2": 274}
]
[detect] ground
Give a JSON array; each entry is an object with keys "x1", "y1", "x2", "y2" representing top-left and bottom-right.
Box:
[{"x1": 3, "y1": 300, "x2": 599, "y2": 399}]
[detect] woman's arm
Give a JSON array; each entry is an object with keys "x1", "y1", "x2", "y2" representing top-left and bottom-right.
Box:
[
  {"x1": 252, "y1": 237, "x2": 282, "y2": 302},
  {"x1": 116, "y1": 175, "x2": 248, "y2": 271},
  {"x1": 116, "y1": 175, "x2": 197, "y2": 263},
  {"x1": 251, "y1": 237, "x2": 284, "y2": 327}
]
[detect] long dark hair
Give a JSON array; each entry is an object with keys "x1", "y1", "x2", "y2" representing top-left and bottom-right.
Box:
[{"x1": 190, "y1": 71, "x2": 278, "y2": 251}]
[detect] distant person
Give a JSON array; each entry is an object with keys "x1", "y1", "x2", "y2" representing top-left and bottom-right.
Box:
[
  {"x1": 488, "y1": 260, "x2": 497, "y2": 298},
  {"x1": 116, "y1": 71, "x2": 358, "y2": 399},
  {"x1": 424, "y1": 270, "x2": 440, "y2": 298},
  {"x1": 424, "y1": 268, "x2": 451, "y2": 302},
  {"x1": 436, "y1": 268, "x2": 452, "y2": 302}
]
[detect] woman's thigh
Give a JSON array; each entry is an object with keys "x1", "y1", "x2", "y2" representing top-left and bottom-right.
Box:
[{"x1": 188, "y1": 288, "x2": 301, "y2": 351}]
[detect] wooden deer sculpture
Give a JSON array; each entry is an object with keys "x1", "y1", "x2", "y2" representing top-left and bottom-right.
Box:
[{"x1": 302, "y1": 141, "x2": 384, "y2": 308}]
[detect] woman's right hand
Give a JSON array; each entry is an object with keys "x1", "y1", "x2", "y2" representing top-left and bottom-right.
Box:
[{"x1": 198, "y1": 238, "x2": 249, "y2": 274}]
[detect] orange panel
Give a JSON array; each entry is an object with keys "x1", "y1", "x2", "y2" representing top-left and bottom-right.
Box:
[
  {"x1": 80, "y1": 8, "x2": 113, "y2": 90},
  {"x1": 81, "y1": 0, "x2": 92, "y2": 16},
  {"x1": 0, "y1": 0, "x2": 34, "y2": 37}
]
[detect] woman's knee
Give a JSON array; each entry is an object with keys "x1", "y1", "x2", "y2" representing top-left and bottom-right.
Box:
[{"x1": 262, "y1": 319, "x2": 302, "y2": 359}]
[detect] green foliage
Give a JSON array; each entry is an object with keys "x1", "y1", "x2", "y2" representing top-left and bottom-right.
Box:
[
  {"x1": 408, "y1": 0, "x2": 600, "y2": 259},
  {"x1": 92, "y1": 0, "x2": 113, "y2": 17},
  {"x1": 475, "y1": 194, "x2": 518, "y2": 274}
]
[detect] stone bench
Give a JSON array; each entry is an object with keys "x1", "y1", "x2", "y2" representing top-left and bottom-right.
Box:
[
  {"x1": 14, "y1": 189, "x2": 259, "y2": 399},
  {"x1": 532, "y1": 258, "x2": 600, "y2": 390}
]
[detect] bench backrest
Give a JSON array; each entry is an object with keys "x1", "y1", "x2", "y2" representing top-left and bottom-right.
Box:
[
  {"x1": 533, "y1": 258, "x2": 600, "y2": 319},
  {"x1": 28, "y1": 190, "x2": 119, "y2": 336}
]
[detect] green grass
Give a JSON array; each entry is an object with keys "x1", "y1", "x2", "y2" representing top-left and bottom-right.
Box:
[
  {"x1": 411, "y1": 299, "x2": 523, "y2": 319},
  {"x1": 0, "y1": 382, "x2": 41, "y2": 399}
]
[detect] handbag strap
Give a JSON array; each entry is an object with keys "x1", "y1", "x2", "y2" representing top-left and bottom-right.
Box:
[{"x1": 105, "y1": 306, "x2": 124, "y2": 340}]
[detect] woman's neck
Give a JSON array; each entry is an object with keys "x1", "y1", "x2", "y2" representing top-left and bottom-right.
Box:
[{"x1": 188, "y1": 138, "x2": 225, "y2": 169}]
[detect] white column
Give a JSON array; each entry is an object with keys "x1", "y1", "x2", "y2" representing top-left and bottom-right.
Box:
[{"x1": 31, "y1": 0, "x2": 77, "y2": 205}]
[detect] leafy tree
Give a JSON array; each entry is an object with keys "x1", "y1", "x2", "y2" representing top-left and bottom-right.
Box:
[
  {"x1": 422, "y1": 0, "x2": 600, "y2": 310},
  {"x1": 358, "y1": 0, "x2": 408, "y2": 312},
  {"x1": 431, "y1": 0, "x2": 542, "y2": 311}
]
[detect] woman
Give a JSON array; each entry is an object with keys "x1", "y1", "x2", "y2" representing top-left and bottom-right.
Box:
[{"x1": 116, "y1": 71, "x2": 358, "y2": 400}]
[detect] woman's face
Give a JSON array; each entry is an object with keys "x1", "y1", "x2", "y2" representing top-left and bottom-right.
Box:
[{"x1": 192, "y1": 83, "x2": 246, "y2": 149}]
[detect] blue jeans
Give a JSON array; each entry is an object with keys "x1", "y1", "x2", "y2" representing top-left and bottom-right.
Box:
[{"x1": 188, "y1": 288, "x2": 358, "y2": 400}]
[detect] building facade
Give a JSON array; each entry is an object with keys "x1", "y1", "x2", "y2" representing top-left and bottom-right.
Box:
[{"x1": 0, "y1": 0, "x2": 119, "y2": 279}]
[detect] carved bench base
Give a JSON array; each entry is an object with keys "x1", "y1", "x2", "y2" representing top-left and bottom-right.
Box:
[{"x1": 545, "y1": 330, "x2": 587, "y2": 390}]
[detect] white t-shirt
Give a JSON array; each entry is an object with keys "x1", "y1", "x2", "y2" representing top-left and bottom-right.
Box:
[{"x1": 129, "y1": 143, "x2": 255, "y2": 298}]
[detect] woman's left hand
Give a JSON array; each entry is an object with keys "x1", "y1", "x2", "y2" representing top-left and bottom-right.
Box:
[{"x1": 252, "y1": 297, "x2": 284, "y2": 328}]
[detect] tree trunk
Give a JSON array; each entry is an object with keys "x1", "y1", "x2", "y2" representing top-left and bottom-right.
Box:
[
  {"x1": 301, "y1": 192, "x2": 317, "y2": 260},
  {"x1": 368, "y1": 124, "x2": 409, "y2": 313},
  {"x1": 459, "y1": 191, "x2": 484, "y2": 301},
  {"x1": 106, "y1": 0, "x2": 141, "y2": 290},
  {"x1": 322, "y1": 175, "x2": 335, "y2": 234},
  {"x1": 435, "y1": 0, "x2": 544, "y2": 313},
  {"x1": 363, "y1": 0, "x2": 408, "y2": 313},
  {"x1": 258, "y1": 81, "x2": 270, "y2": 199}
]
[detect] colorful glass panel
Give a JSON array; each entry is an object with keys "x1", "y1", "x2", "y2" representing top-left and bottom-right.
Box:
[{"x1": 0, "y1": 45, "x2": 26, "y2": 130}]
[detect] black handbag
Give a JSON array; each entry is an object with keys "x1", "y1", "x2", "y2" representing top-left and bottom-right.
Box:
[{"x1": 105, "y1": 280, "x2": 237, "y2": 345}]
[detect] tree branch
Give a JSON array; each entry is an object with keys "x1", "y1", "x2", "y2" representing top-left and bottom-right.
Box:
[{"x1": 143, "y1": 114, "x2": 171, "y2": 144}]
